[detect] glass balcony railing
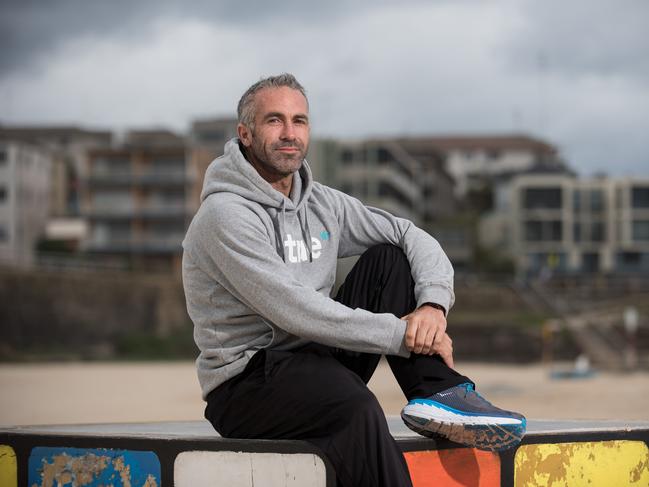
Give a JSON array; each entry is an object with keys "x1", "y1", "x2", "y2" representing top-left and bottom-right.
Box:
[
  {"x1": 85, "y1": 235, "x2": 184, "y2": 253},
  {"x1": 87, "y1": 170, "x2": 187, "y2": 185}
]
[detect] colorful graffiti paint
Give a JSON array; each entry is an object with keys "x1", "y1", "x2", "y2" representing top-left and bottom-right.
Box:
[
  {"x1": 515, "y1": 440, "x2": 649, "y2": 486},
  {"x1": 28, "y1": 447, "x2": 160, "y2": 487},
  {"x1": 174, "y1": 450, "x2": 327, "y2": 487},
  {"x1": 404, "y1": 448, "x2": 500, "y2": 487},
  {"x1": 0, "y1": 445, "x2": 17, "y2": 487}
]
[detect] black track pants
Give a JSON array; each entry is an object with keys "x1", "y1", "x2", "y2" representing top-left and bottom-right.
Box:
[{"x1": 205, "y1": 244, "x2": 472, "y2": 487}]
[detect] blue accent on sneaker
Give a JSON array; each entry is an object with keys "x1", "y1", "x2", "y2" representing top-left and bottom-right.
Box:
[
  {"x1": 409, "y1": 383, "x2": 524, "y2": 420},
  {"x1": 401, "y1": 382, "x2": 526, "y2": 452}
]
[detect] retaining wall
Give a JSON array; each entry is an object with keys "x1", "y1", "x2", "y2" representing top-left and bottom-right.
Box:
[{"x1": 2, "y1": 418, "x2": 648, "y2": 486}]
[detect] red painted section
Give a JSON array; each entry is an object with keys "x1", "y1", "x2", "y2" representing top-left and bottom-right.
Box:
[{"x1": 404, "y1": 449, "x2": 501, "y2": 487}]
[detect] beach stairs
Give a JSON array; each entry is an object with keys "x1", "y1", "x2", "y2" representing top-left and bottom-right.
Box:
[
  {"x1": 514, "y1": 280, "x2": 644, "y2": 371},
  {"x1": 2, "y1": 418, "x2": 648, "y2": 486}
]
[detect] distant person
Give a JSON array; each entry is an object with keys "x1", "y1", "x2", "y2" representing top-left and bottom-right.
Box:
[{"x1": 182, "y1": 73, "x2": 525, "y2": 487}]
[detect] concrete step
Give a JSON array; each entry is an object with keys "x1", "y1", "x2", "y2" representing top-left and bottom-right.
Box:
[{"x1": 2, "y1": 417, "x2": 648, "y2": 486}]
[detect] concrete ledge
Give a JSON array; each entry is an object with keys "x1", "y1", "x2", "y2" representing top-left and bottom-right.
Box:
[{"x1": 2, "y1": 418, "x2": 648, "y2": 486}]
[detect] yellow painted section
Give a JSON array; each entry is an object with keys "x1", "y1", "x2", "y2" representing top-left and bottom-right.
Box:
[
  {"x1": 0, "y1": 445, "x2": 18, "y2": 487},
  {"x1": 515, "y1": 440, "x2": 649, "y2": 487}
]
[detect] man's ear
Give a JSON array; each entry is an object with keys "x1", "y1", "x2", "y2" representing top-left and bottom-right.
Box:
[{"x1": 237, "y1": 123, "x2": 252, "y2": 147}]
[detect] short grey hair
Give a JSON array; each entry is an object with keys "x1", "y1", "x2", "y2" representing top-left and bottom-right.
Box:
[{"x1": 237, "y1": 73, "x2": 308, "y2": 128}]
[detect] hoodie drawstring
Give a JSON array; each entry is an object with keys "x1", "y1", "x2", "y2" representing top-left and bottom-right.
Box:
[
  {"x1": 279, "y1": 200, "x2": 288, "y2": 262},
  {"x1": 301, "y1": 207, "x2": 314, "y2": 262}
]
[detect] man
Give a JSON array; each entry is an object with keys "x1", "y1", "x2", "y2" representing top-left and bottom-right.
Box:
[{"x1": 182, "y1": 73, "x2": 525, "y2": 487}]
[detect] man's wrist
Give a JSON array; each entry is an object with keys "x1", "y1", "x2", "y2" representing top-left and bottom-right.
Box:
[{"x1": 421, "y1": 302, "x2": 446, "y2": 316}]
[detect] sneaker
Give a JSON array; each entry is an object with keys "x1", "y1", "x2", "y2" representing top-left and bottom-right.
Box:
[{"x1": 400, "y1": 382, "x2": 526, "y2": 451}]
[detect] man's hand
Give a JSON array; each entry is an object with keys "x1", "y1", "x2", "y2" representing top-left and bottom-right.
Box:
[{"x1": 401, "y1": 304, "x2": 454, "y2": 368}]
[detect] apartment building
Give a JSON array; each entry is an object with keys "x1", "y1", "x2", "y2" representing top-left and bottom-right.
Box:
[
  {"x1": 307, "y1": 138, "x2": 473, "y2": 266},
  {"x1": 396, "y1": 135, "x2": 565, "y2": 198},
  {"x1": 188, "y1": 117, "x2": 238, "y2": 209},
  {"x1": 81, "y1": 130, "x2": 192, "y2": 271},
  {"x1": 486, "y1": 174, "x2": 649, "y2": 275},
  {"x1": 0, "y1": 139, "x2": 51, "y2": 266},
  {"x1": 0, "y1": 126, "x2": 112, "y2": 217}
]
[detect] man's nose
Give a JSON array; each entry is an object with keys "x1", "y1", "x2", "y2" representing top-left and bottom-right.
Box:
[{"x1": 280, "y1": 122, "x2": 297, "y2": 140}]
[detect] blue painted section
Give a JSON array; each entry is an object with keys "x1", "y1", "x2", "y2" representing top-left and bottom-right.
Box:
[{"x1": 28, "y1": 446, "x2": 160, "y2": 487}]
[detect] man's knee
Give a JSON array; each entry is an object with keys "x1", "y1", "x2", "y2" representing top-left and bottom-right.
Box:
[
  {"x1": 360, "y1": 244, "x2": 409, "y2": 267},
  {"x1": 343, "y1": 387, "x2": 385, "y2": 420}
]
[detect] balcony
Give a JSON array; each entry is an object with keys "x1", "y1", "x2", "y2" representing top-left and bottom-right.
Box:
[
  {"x1": 84, "y1": 204, "x2": 189, "y2": 220},
  {"x1": 87, "y1": 170, "x2": 188, "y2": 187},
  {"x1": 84, "y1": 235, "x2": 184, "y2": 254}
]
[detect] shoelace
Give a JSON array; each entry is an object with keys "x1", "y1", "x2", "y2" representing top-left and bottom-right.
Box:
[{"x1": 461, "y1": 383, "x2": 496, "y2": 407}]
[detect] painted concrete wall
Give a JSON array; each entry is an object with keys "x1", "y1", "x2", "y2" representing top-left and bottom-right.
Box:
[
  {"x1": 175, "y1": 451, "x2": 326, "y2": 487},
  {"x1": 3, "y1": 422, "x2": 649, "y2": 486}
]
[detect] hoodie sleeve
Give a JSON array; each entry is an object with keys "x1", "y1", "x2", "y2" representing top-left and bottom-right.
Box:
[
  {"x1": 329, "y1": 187, "x2": 455, "y2": 313},
  {"x1": 185, "y1": 197, "x2": 410, "y2": 358}
]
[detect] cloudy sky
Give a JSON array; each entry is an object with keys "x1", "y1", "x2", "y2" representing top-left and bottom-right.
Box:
[{"x1": 1, "y1": 0, "x2": 647, "y2": 176}]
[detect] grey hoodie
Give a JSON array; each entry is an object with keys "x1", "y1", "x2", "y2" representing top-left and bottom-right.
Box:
[{"x1": 182, "y1": 139, "x2": 455, "y2": 399}]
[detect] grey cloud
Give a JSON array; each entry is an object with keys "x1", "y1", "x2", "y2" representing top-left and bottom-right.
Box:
[
  {"x1": 505, "y1": 0, "x2": 649, "y2": 80},
  {"x1": 0, "y1": 0, "x2": 442, "y2": 78}
]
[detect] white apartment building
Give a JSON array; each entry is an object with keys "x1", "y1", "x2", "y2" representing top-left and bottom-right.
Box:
[
  {"x1": 396, "y1": 135, "x2": 565, "y2": 198},
  {"x1": 0, "y1": 140, "x2": 52, "y2": 266},
  {"x1": 483, "y1": 173, "x2": 649, "y2": 274}
]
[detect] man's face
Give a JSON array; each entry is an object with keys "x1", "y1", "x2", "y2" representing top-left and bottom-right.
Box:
[{"x1": 238, "y1": 86, "x2": 310, "y2": 179}]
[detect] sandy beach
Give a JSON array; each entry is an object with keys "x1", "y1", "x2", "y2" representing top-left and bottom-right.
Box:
[{"x1": 1, "y1": 359, "x2": 647, "y2": 427}]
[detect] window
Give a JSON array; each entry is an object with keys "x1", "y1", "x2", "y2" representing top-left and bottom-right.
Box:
[
  {"x1": 340, "y1": 149, "x2": 354, "y2": 164},
  {"x1": 616, "y1": 252, "x2": 649, "y2": 272},
  {"x1": 632, "y1": 187, "x2": 649, "y2": 208},
  {"x1": 377, "y1": 148, "x2": 392, "y2": 163},
  {"x1": 590, "y1": 222, "x2": 605, "y2": 242},
  {"x1": 486, "y1": 149, "x2": 501, "y2": 160},
  {"x1": 573, "y1": 222, "x2": 582, "y2": 242},
  {"x1": 92, "y1": 190, "x2": 133, "y2": 211},
  {"x1": 527, "y1": 252, "x2": 567, "y2": 271},
  {"x1": 196, "y1": 129, "x2": 224, "y2": 143},
  {"x1": 524, "y1": 220, "x2": 563, "y2": 242},
  {"x1": 151, "y1": 157, "x2": 184, "y2": 171},
  {"x1": 582, "y1": 253, "x2": 600, "y2": 273},
  {"x1": 573, "y1": 189, "x2": 581, "y2": 211},
  {"x1": 0, "y1": 148, "x2": 7, "y2": 165},
  {"x1": 632, "y1": 221, "x2": 649, "y2": 241},
  {"x1": 0, "y1": 225, "x2": 7, "y2": 241},
  {"x1": 0, "y1": 186, "x2": 6, "y2": 203},
  {"x1": 523, "y1": 188, "x2": 562, "y2": 209},
  {"x1": 549, "y1": 221, "x2": 563, "y2": 240},
  {"x1": 589, "y1": 189, "x2": 604, "y2": 212},
  {"x1": 93, "y1": 156, "x2": 130, "y2": 176},
  {"x1": 524, "y1": 221, "x2": 543, "y2": 241},
  {"x1": 618, "y1": 252, "x2": 640, "y2": 266}
]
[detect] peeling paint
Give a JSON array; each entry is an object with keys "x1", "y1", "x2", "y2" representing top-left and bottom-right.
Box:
[
  {"x1": 515, "y1": 440, "x2": 649, "y2": 486},
  {"x1": 0, "y1": 445, "x2": 18, "y2": 487},
  {"x1": 630, "y1": 454, "x2": 649, "y2": 483},
  {"x1": 28, "y1": 447, "x2": 160, "y2": 487}
]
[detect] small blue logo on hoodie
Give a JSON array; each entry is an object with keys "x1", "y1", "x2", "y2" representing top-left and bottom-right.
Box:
[{"x1": 320, "y1": 231, "x2": 330, "y2": 241}]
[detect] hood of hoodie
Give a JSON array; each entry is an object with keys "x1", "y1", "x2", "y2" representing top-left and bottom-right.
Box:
[
  {"x1": 201, "y1": 138, "x2": 313, "y2": 211},
  {"x1": 201, "y1": 138, "x2": 315, "y2": 262}
]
